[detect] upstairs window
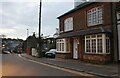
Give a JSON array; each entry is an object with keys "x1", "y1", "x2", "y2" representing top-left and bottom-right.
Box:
[
  {"x1": 87, "y1": 6, "x2": 103, "y2": 26},
  {"x1": 64, "y1": 17, "x2": 73, "y2": 32}
]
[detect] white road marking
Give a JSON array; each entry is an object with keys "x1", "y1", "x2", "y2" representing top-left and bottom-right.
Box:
[{"x1": 18, "y1": 54, "x2": 96, "y2": 77}]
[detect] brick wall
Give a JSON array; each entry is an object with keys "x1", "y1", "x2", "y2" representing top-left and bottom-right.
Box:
[
  {"x1": 59, "y1": 2, "x2": 112, "y2": 33},
  {"x1": 83, "y1": 54, "x2": 111, "y2": 64},
  {"x1": 58, "y1": 2, "x2": 118, "y2": 63},
  {"x1": 55, "y1": 53, "x2": 72, "y2": 59}
]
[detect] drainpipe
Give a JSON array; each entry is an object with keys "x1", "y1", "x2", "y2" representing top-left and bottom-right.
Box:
[
  {"x1": 110, "y1": 2, "x2": 114, "y2": 61},
  {"x1": 115, "y1": 3, "x2": 119, "y2": 63},
  {"x1": 110, "y1": 2, "x2": 119, "y2": 63}
]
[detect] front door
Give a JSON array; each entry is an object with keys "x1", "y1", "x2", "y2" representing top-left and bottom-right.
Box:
[{"x1": 73, "y1": 38, "x2": 78, "y2": 59}]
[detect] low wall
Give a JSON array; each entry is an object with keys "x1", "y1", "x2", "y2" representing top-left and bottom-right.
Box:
[
  {"x1": 55, "y1": 52, "x2": 71, "y2": 59},
  {"x1": 83, "y1": 54, "x2": 111, "y2": 64}
]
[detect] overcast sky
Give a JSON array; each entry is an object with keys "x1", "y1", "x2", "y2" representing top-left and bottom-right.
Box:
[{"x1": 0, "y1": 0, "x2": 74, "y2": 40}]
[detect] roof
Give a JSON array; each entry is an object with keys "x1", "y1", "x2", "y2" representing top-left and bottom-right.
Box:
[
  {"x1": 57, "y1": 27, "x2": 111, "y2": 39},
  {"x1": 57, "y1": 2, "x2": 92, "y2": 19}
]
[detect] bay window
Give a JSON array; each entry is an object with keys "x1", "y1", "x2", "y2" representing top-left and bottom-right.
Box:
[{"x1": 85, "y1": 34, "x2": 110, "y2": 54}]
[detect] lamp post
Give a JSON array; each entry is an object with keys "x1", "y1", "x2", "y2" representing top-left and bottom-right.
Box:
[
  {"x1": 38, "y1": 0, "x2": 42, "y2": 57},
  {"x1": 26, "y1": 29, "x2": 28, "y2": 55},
  {"x1": 27, "y1": 29, "x2": 29, "y2": 38}
]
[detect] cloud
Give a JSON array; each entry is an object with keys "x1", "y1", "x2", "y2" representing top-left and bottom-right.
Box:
[
  {"x1": 1, "y1": 2, "x2": 39, "y2": 27},
  {"x1": 0, "y1": 0, "x2": 74, "y2": 2},
  {"x1": 41, "y1": 2, "x2": 73, "y2": 36},
  {"x1": 0, "y1": 2, "x2": 39, "y2": 39},
  {"x1": 0, "y1": 2, "x2": 73, "y2": 40}
]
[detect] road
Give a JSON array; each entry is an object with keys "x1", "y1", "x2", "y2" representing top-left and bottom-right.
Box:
[
  {"x1": 1, "y1": 53, "x2": 101, "y2": 78},
  {"x1": 2, "y1": 54, "x2": 90, "y2": 76}
]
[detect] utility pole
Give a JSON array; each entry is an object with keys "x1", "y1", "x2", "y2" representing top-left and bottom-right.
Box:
[{"x1": 38, "y1": 0, "x2": 42, "y2": 57}]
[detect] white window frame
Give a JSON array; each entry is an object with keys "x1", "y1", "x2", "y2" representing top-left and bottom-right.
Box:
[
  {"x1": 56, "y1": 39, "x2": 70, "y2": 53},
  {"x1": 97, "y1": 34, "x2": 103, "y2": 53},
  {"x1": 64, "y1": 17, "x2": 73, "y2": 32},
  {"x1": 117, "y1": 12, "x2": 120, "y2": 19},
  {"x1": 87, "y1": 6, "x2": 103, "y2": 26},
  {"x1": 106, "y1": 34, "x2": 110, "y2": 54},
  {"x1": 85, "y1": 34, "x2": 110, "y2": 54},
  {"x1": 117, "y1": 12, "x2": 120, "y2": 24}
]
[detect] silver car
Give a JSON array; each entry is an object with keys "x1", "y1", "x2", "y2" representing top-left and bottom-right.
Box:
[{"x1": 45, "y1": 49, "x2": 56, "y2": 58}]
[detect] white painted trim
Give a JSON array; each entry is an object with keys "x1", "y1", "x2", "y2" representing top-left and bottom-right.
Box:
[
  {"x1": 96, "y1": 37, "x2": 98, "y2": 53},
  {"x1": 64, "y1": 17, "x2": 73, "y2": 32},
  {"x1": 56, "y1": 51, "x2": 70, "y2": 53},
  {"x1": 64, "y1": 39, "x2": 66, "y2": 52},
  {"x1": 85, "y1": 52, "x2": 110, "y2": 55},
  {"x1": 102, "y1": 34, "x2": 106, "y2": 54},
  {"x1": 90, "y1": 36, "x2": 92, "y2": 53},
  {"x1": 85, "y1": 36, "x2": 86, "y2": 53}
]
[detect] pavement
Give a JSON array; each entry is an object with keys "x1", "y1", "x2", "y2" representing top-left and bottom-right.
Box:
[{"x1": 20, "y1": 53, "x2": 119, "y2": 78}]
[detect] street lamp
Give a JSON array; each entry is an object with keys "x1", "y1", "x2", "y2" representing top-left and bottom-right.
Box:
[
  {"x1": 27, "y1": 29, "x2": 29, "y2": 38},
  {"x1": 26, "y1": 29, "x2": 29, "y2": 55}
]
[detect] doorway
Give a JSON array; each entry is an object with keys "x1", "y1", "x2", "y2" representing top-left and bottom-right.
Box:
[{"x1": 73, "y1": 38, "x2": 78, "y2": 59}]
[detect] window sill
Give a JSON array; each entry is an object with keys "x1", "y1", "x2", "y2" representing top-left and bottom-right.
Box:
[
  {"x1": 84, "y1": 52, "x2": 110, "y2": 55},
  {"x1": 87, "y1": 23, "x2": 103, "y2": 27},
  {"x1": 64, "y1": 30, "x2": 73, "y2": 32},
  {"x1": 56, "y1": 51, "x2": 70, "y2": 53}
]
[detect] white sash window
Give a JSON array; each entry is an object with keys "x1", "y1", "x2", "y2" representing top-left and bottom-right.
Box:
[
  {"x1": 64, "y1": 17, "x2": 73, "y2": 32},
  {"x1": 56, "y1": 39, "x2": 70, "y2": 53},
  {"x1": 87, "y1": 6, "x2": 103, "y2": 26}
]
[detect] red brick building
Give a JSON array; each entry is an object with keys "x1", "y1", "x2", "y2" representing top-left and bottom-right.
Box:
[{"x1": 56, "y1": 2, "x2": 119, "y2": 63}]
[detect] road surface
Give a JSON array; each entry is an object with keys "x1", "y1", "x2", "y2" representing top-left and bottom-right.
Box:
[{"x1": 1, "y1": 53, "x2": 100, "y2": 78}]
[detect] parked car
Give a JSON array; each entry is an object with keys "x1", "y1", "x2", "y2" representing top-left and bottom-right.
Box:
[
  {"x1": 42, "y1": 48, "x2": 49, "y2": 57},
  {"x1": 45, "y1": 49, "x2": 56, "y2": 58},
  {"x1": 2, "y1": 50, "x2": 11, "y2": 54}
]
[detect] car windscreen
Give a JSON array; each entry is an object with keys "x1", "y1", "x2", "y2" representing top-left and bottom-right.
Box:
[{"x1": 50, "y1": 49, "x2": 56, "y2": 51}]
